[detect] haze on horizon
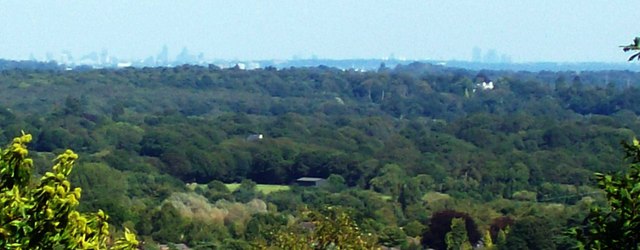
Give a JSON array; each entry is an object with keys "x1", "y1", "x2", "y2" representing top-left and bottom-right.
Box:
[{"x1": 0, "y1": 0, "x2": 639, "y2": 63}]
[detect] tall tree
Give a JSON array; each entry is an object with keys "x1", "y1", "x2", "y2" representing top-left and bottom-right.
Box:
[{"x1": 445, "y1": 218, "x2": 472, "y2": 250}]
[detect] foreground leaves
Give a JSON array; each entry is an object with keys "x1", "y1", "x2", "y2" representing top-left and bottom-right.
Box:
[
  {"x1": 621, "y1": 37, "x2": 640, "y2": 61},
  {"x1": 0, "y1": 133, "x2": 138, "y2": 249},
  {"x1": 572, "y1": 139, "x2": 640, "y2": 249},
  {"x1": 265, "y1": 207, "x2": 378, "y2": 250}
]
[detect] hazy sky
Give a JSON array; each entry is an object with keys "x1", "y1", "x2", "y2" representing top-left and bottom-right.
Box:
[{"x1": 1, "y1": 1, "x2": 638, "y2": 62}]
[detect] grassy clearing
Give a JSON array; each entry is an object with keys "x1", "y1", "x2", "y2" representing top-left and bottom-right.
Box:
[
  {"x1": 422, "y1": 191, "x2": 451, "y2": 203},
  {"x1": 225, "y1": 183, "x2": 291, "y2": 194},
  {"x1": 379, "y1": 194, "x2": 392, "y2": 201}
]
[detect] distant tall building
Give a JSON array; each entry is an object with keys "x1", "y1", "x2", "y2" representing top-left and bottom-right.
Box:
[
  {"x1": 175, "y1": 47, "x2": 193, "y2": 64},
  {"x1": 157, "y1": 45, "x2": 169, "y2": 65},
  {"x1": 472, "y1": 47, "x2": 482, "y2": 62},
  {"x1": 100, "y1": 49, "x2": 109, "y2": 65}
]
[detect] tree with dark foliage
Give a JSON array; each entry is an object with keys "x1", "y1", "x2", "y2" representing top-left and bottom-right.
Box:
[
  {"x1": 421, "y1": 210, "x2": 481, "y2": 250},
  {"x1": 489, "y1": 216, "x2": 514, "y2": 243}
]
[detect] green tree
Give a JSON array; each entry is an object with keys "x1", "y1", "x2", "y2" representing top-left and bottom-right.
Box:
[
  {"x1": 219, "y1": 238, "x2": 253, "y2": 250},
  {"x1": 378, "y1": 226, "x2": 407, "y2": 248},
  {"x1": 0, "y1": 133, "x2": 138, "y2": 249},
  {"x1": 245, "y1": 213, "x2": 288, "y2": 243},
  {"x1": 369, "y1": 164, "x2": 405, "y2": 198},
  {"x1": 621, "y1": 37, "x2": 640, "y2": 61},
  {"x1": 233, "y1": 179, "x2": 258, "y2": 203},
  {"x1": 324, "y1": 174, "x2": 347, "y2": 193},
  {"x1": 503, "y1": 216, "x2": 555, "y2": 250},
  {"x1": 482, "y1": 230, "x2": 494, "y2": 250},
  {"x1": 402, "y1": 220, "x2": 425, "y2": 238},
  {"x1": 266, "y1": 207, "x2": 377, "y2": 249},
  {"x1": 202, "y1": 180, "x2": 232, "y2": 202},
  {"x1": 422, "y1": 210, "x2": 480, "y2": 250},
  {"x1": 445, "y1": 218, "x2": 472, "y2": 250},
  {"x1": 496, "y1": 229, "x2": 507, "y2": 248},
  {"x1": 150, "y1": 203, "x2": 188, "y2": 243},
  {"x1": 572, "y1": 139, "x2": 640, "y2": 249},
  {"x1": 71, "y1": 162, "x2": 131, "y2": 226},
  {"x1": 397, "y1": 177, "x2": 424, "y2": 212}
]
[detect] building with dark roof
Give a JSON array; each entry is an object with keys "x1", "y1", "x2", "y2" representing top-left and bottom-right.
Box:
[{"x1": 295, "y1": 177, "x2": 327, "y2": 187}]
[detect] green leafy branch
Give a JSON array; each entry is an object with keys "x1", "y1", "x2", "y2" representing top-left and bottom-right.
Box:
[{"x1": 621, "y1": 37, "x2": 640, "y2": 61}]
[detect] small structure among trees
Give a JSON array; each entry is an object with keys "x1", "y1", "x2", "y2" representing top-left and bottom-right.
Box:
[
  {"x1": 295, "y1": 177, "x2": 327, "y2": 187},
  {"x1": 246, "y1": 134, "x2": 263, "y2": 141}
]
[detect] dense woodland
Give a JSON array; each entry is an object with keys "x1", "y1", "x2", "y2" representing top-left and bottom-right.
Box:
[{"x1": 1, "y1": 61, "x2": 640, "y2": 249}]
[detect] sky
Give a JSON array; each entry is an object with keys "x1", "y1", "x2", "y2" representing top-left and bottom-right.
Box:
[{"x1": 0, "y1": 1, "x2": 639, "y2": 63}]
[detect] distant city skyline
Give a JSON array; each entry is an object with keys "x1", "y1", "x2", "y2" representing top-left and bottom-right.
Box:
[
  {"x1": 19, "y1": 44, "x2": 514, "y2": 65},
  {"x1": 1, "y1": 1, "x2": 639, "y2": 63}
]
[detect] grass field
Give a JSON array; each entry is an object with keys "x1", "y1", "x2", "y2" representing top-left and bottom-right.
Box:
[{"x1": 225, "y1": 183, "x2": 291, "y2": 194}]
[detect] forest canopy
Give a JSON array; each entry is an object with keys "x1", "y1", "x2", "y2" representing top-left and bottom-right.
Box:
[{"x1": 0, "y1": 62, "x2": 639, "y2": 248}]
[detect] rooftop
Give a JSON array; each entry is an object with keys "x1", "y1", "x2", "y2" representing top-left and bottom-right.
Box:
[{"x1": 296, "y1": 177, "x2": 325, "y2": 182}]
